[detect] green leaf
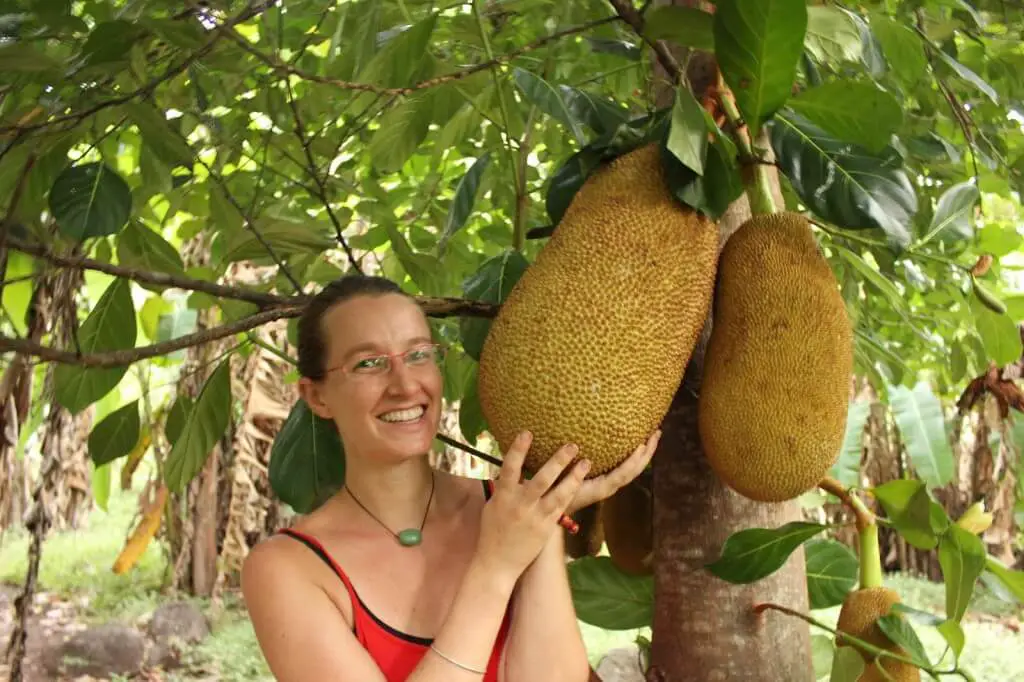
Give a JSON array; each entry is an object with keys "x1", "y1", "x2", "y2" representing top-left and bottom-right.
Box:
[
  {"x1": 91, "y1": 461, "x2": 111, "y2": 512},
  {"x1": 804, "y1": 6, "x2": 862, "y2": 64},
  {"x1": 705, "y1": 521, "x2": 827, "y2": 584},
  {"x1": 983, "y1": 556, "x2": 1024, "y2": 604},
  {"x1": 666, "y1": 87, "x2": 708, "y2": 176},
  {"x1": 438, "y1": 152, "x2": 491, "y2": 254},
  {"x1": 116, "y1": 221, "x2": 186, "y2": 281},
  {"x1": 460, "y1": 251, "x2": 529, "y2": 361},
  {"x1": 368, "y1": 94, "x2": 433, "y2": 174},
  {"x1": 876, "y1": 614, "x2": 931, "y2": 668},
  {"x1": 459, "y1": 368, "x2": 486, "y2": 444},
  {"x1": 268, "y1": 399, "x2": 345, "y2": 514},
  {"x1": 49, "y1": 162, "x2": 132, "y2": 241},
  {"x1": 922, "y1": 181, "x2": 979, "y2": 244},
  {"x1": 805, "y1": 539, "x2": 859, "y2": 609},
  {"x1": 770, "y1": 111, "x2": 917, "y2": 249},
  {"x1": 713, "y1": 0, "x2": 808, "y2": 136},
  {"x1": 165, "y1": 394, "x2": 193, "y2": 449},
  {"x1": 545, "y1": 146, "x2": 603, "y2": 225},
  {"x1": 87, "y1": 399, "x2": 140, "y2": 466},
  {"x1": 568, "y1": 556, "x2": 653, "y2": 630},
  {"x1": 54, "y1": 278, "x2": 137, "y2": 414},
  {"x1": 788, "y1": 81, "x2": 902, "y2": 153},
  {"x1": 642, "y1": 5, "x2": 714, "y2": 52},
  {"x1": 123, "y1": 101, "x2": 194, "y2": 169},
  {"x1": 831, "y1": 245, "x2": 906, "y2": 313},
  {"x1": 829, "y1": 645, "x2": 866, "y2": 682},
  {"x1": 2, "y1": 250, "x2": 35, "y2": 336},
  {"x1": 356, "y1": 14, "x2": 437, "y2": 88},
  {"x1": 811, "y1": 634, "x2": 834, "y2": 679},
  {"x1": 932, "y1": 44, "x2": 999, "y2": 104},
  {"x1": 970, "y1": 296, "x2": 1023, "y2": 366},
  {"x1": 887, "y1": 381, "x2": 955, "y2": 488},
  {"x1": 0, "y1": 42, "x2": 63, "y2": 72},
  {"x1": 936, "y1": 619, "x2": 965, "y2": 661},
  {"x1": 937, "y1": 525, "x2": 987, "y2": 622},
  {"x1": 869, "y1": 15, "x2": 927, "y2": 86},
  {"x1": 219, "y1": 218, "x2": 335, "y2": 264},
  {"x1": 830, "y1": 399, "x2": 870, "y2": 488},
  {"x1": 871, "y1": 479, "x2": 950, "y2": 550},
  {"x1": 164, "y1": 360, "x2": 233, "y2": 494},
  {"x1": 513, "y1": 68, "x2": 587, "y2": 145}
]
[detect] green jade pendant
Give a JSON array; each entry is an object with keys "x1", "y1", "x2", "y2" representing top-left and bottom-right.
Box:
[{"x1": 397, "y1": 529, "x2": 422, "y2": 547}]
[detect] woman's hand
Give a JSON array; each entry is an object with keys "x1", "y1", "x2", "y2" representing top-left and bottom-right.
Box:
[
  {"x1": 474, "y1": 431, "x2": 589, "y2": 586},
  {"x1": 564, "y1": 429, "x2": 661, "y2": 516}
]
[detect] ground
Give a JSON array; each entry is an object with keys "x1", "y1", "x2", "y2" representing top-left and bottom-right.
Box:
[{"x1": 0, "y1": 480, "x2": 1021, "y2": 681}]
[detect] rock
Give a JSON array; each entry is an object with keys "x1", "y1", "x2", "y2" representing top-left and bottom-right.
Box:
[
  {"x1": 595, "y1": 645, "x2": 646, "y2": 682},
  {"x1": 145, "y1": 601, "x2": 210, "y2": 669},
  {"x1": 42, "y1": 623, "x2": 146, "y2": 678}
]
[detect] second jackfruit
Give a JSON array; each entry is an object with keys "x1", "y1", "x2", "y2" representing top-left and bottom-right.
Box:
[{"x1": 698, "y1": 212, "x2": 853, "y2": 502}]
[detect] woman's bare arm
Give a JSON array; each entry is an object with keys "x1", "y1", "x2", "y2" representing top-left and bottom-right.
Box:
[{"x1": 501, "y1": 530, "x2": 591, "y2": 682}]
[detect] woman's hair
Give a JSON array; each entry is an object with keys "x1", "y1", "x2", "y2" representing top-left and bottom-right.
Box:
[{"x1": 296, "y1": 274, "x2": 409, "y2": 380}]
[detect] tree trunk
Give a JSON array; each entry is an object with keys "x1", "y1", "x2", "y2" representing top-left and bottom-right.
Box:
[{"x1": 646, "y1": 20, "x2": 814, "y2": 677}]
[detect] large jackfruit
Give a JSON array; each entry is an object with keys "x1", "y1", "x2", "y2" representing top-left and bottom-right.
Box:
[
  {"x1": 478, "y1": 143, "x2": 718, "y2": 477},
  {"x1": 836, "y1": 587, "x2": 921, "y2": 681},
  {"x1": 698, "y1": 211, "x2": 852, "y2": 502}
]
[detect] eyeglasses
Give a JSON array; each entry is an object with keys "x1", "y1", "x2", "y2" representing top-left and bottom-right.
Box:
[{"x1": 328, "y1": 343, "x2": 446, "y2": 378}]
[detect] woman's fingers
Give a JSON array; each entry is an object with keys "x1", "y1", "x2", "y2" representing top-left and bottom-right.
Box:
[
  {"x1": 523, "y1": 443, "x2": 579, "y2": 498},
  {"x1": 542, "y1": 458, "x2": 590, "y2": 517},
  {"x1": 497, "y1": 431, "x2": 531, "y2": 489}
]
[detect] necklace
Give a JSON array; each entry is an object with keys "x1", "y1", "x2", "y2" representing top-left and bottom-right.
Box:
[{"x1": 344, "y1": 470, "x2": 435, "y2": 547}]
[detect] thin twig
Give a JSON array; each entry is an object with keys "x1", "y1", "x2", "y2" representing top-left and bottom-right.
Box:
[
  {"x1": 605, "y1": 0, "x2": 686, "y2": 84},
  {"x1": 284, "y1": 77, "x2": 363, "y2": 273},
  {"x1": 819, "y1": 476, "x2": 876, "y2": 533},
  {"x1": 436, "y1": 432, "x2": 503, "y2": 467},
  {"x1": 222, "y1": 15, "x2": 621, "y2": 96}
]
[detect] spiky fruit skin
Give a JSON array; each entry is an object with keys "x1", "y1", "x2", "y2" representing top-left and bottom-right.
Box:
[
  {"x1": 836, "y1": 587, "x2": 921, "y2": 682},
  {"x1": 697, "y1": 211, "x2": 853, "y2": 502},
  {"x1": 600, "y1": 475, "x2": 653, "y2": 575},
  {"x1": 477, "y1": 143, "x2": 718, "y2": 477}
]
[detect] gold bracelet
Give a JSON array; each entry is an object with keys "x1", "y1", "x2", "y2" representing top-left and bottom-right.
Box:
[{"x1": 429, "y1": 644, "x2": 487, "y2": 675}]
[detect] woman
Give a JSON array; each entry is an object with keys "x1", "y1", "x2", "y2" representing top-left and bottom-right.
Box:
[{"x1": 242, "y1": 274, "x2": 660, "y2": 682}]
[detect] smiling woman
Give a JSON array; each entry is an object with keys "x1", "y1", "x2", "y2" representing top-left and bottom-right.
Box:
[{"x1": 240, "y1": 274, "x2": 659, "y2": 682}]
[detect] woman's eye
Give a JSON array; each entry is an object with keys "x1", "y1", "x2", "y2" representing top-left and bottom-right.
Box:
[{"x1": 353, "y1": 357, "x2": 382, "y2": 371}]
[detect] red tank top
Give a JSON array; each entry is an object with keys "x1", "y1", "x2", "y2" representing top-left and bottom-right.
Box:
[{"x1": 278, "y1": 480, "x2": 510, "y2": 682}]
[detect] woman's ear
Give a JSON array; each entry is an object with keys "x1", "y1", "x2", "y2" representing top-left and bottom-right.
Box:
[{"x1": 298, "y1": 377, "x2": 334, "y2": 420}]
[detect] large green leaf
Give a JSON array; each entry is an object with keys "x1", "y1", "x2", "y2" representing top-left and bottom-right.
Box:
[
  {"x1": 513, "y1": 69, "x2": 587, "y2": 145},
  {"x1": 116, "y1": 221, "x2": 186, "y2": 281},
  {"x1": 459, "y1": 251, "x2": 530, "y2": 361},
  {"x1": 87, "y1": 399, "x2": 140, "y2": 466},
  {"x1": 787, "y1": 80, "x2": 902, "y2": 153},
  {"x1": 886, "y1": 381, "x2": 955, "y2": 488},
  {"x1": 268, "y1": 399, "x2": 345, "y2": 514},
  {"x1": 705, "y1": 522, "x2": 827, "y2": 584},
  {"x1": 830, "y1": 398, "x2": 871, "y2": 488},
  {"x1": 769, "y1": 110, "x2": 918, "y2": 249},
  {"x1": 568, "y1": 556, "x2": 653, "y2": 630},
  {"x1": 804, "y1": 6, "x2": 862, "y2": 64},
  {"x1": 937, "y1": 525, "x2": 987, "y2": 622},
  {"x1": 872, "y1": 479, "x2": 951, "y2": 550},
  {"x1": 54, "y1": 278, "x2": 137, "y2": 414},
  {"x1": 666, "y1": 87, "x2": 708, "y2": 176},
  {"x1": 804, "y1": 539, "x2": 858, "y2": 610},
  {"x1": 984, "y1": 556, "x2": 1024, "y2": 605},
  {"x1": 438, "y1": 152, "x2": 491, "y2": 255},
  {"x1": 642, "y1": 5, "x2": 714, "y2": 52},
  {"x1": 869, "y1": 15, "x2": 927, "y2": 85},
  {"x1": 919, "y1": 181, "x2": 979, "y2": 245},
  {"x1": 164, "y1": 359, "x2": 233, "y2": 494},
  {"x1": 219, "y1": 217, "x2": 335, "y2": 264},
  {"x1": 49, "y1": 162, "x2": 132, "y2": 241},
  {"x1": 123, "y1": 101, "x2": 194, "y2": 169},
  {"x1": 970, "y1": 295, "x2": 1023, "y2": 366},
  {"x1": 713, "y1": 0, "x2": 808, "y2": 136}
]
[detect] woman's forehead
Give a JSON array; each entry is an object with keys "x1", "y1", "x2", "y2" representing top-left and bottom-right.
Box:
[{"x1": 323, "y1": 295, "x2": 429, "y2": 351}]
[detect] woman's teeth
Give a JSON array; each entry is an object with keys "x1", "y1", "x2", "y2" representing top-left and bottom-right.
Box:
[{"x1": 379, "y1": 406, "x2": 425, "y2": 423}]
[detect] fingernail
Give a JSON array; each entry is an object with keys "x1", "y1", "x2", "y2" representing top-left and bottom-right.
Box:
[
  {"x1": 569, "y1": 443, "x2": 579, "y2": 455},
  {"x1": 580, "y1": 459, "x2": 591, "y2": 472}
]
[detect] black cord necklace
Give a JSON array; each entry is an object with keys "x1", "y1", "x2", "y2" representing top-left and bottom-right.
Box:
[{"x1": 344, "y1": 470, "x2": 435, "y2": 547}]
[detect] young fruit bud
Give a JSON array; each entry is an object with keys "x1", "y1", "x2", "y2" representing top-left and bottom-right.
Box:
[{"x1": 956, "y1": 501, "x2": 994, "y2": 535}]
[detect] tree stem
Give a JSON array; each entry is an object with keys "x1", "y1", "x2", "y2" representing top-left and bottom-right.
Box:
[
  {"x1": 715, "y1": 71, "x2": 776, "y2": 216},
  {"x1": 819, "y1": 476, "x2": 875, "y2": 532},
  {"x1": 818, "y1": 476, "x2": 882, "y2": 589}
]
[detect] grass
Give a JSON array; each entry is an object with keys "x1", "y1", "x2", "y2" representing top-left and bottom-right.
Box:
[{"x1": 1, "y1": 479, "x2": 1021, "y2": 681}]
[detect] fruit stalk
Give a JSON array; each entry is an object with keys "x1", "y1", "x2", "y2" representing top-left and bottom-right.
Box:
[
  {"x1": 715, "y1": 71, "x2": 776, "y2": 217},
  {"x1": 818, "y1": 476, "x2": 881, "y2": 588}
]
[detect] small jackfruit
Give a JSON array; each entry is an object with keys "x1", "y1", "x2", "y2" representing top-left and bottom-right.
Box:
[
  {"x1": 836, "y1": 587, "x2": 921, "y2": 682},
  {"x1": 600, "y1": 474, "x2": 653, "y2": 575},
  {"x1": 698, "y1": 211, "x2": 853, "y2": 502},
  {"x1": 477, "y1": 143, "x2": 718, "y2": 477},
  {"x1": 564, "y1": 503, "x2": 605, "y2": 559}
]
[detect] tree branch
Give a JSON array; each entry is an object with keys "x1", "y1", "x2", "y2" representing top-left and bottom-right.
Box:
[
  {"x1": 6, "y1": 237, "x2": 298, "y2": 308},
  {"x1": 0, "y1": 306, "x2": 299, "y2": 368},
  {"x1": 222, "y1": 16, "x2": 621, "y2": 96},
  {"x1": 605, "y1": 0, "x2": 686, "y2": 84}
]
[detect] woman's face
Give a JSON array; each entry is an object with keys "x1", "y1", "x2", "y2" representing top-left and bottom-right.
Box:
[{"x1": 300, "y1": 293, "x2": 443, "y2": 464}]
